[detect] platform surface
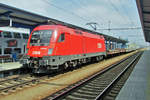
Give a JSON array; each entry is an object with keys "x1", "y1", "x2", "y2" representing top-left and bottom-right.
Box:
[
  {"x1": 0, "y1": 62, "x2": 22, "y2": 71},
  {"x1": 116, "y1": 50, "x2": 150, "y2": 100}
]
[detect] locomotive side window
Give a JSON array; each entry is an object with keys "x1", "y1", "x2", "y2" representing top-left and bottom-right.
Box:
[
  {"x1": 14, "y1": 32, "x2": 21, "y2": 38},
  {"x1": 58, "y1": 33, "x2": 65, "y2": 42},
  {"x1": 4, "y1": 48, "x2": 12, "y2": 54},
  {"x1": 75, "y1": 31, "x2": 80, "y2": 34},
  {"x1": 22, "y1": 34, "x2": 29, "y2": 39},
  {"x1": 75, "y1": 30, "x2": 82, "y2": 34},
  {"x1": 3, "y1": 32, "x2": 12, "y2": 38}
]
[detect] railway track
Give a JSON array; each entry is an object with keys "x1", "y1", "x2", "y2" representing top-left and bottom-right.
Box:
[
  {"x1": 0, "y1": 74, "x2": 43, "y2": 94},
  {"x1": 42, "y1": 52, "x2": 142, "y2": 100}
]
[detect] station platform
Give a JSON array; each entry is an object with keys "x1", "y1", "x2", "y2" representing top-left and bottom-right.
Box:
[
  {"x1": 116, "y1": 50, "x2": 150, "y2": 100},
  {"x1": 0, "y1": 62, "x2": 22, "y2": 71}
]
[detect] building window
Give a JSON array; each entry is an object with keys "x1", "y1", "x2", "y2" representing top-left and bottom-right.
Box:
[
  {"x1": 7, "y1": 40, "x2": 17, "y2": 47},
  {"x1": 4, "y1": 48, "x2": 12, "y2": 54},
  {"x1": 14, "y1": 48, "x2": 21, "y2": 53},
  {"x1": 3, "y1": 32, "x2": 12, "y2": 38},
  {"x1": 58, "y1": 33, "x2": 65, "y2": 42},
  {"x1": 0, "y1": 48, "x2": 1, "y2": 54},
  {"x1": 0, "y1": 31, "x2": 2, "y2": 37},
  {"x1": 13, "y1": 32, "x2": 21, "y2": 38},
  {"x1": 22, "y1": 34, "x2": 29, "y2": 39},
  {"x1": 23, "y1": 45, "x2": 26, "y2": 53}
]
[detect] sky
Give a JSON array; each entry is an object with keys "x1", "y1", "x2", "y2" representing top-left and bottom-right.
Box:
[{"x1": 0, "y1": 0, "x2": 149, "y2": 46}]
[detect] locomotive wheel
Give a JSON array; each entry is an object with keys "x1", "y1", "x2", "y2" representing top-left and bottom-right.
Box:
[
  {"x1": 96, "y1": 56, "x2": 100, "y2": 62},
  {"x1": 64, "y1": 62, "x2": 69, "y2": 69},
  {"x1": 82, "y1": 58, "x2": 86, "y2": 63},
  {"x1": 100, "y1": 56, "x2": 104, "y2": 60},
  {"x1": 77, "y1": 60, "x2": 82, "y2": 66},
  {"x1": 72, "y1": 60, "x2": 78, "y2": 68}
]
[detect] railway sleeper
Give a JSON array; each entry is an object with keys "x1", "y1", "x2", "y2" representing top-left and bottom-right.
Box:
[
  {"x1": 90, "y1": 81, "x2": 109, "y2": 85},
  {"x1": 110, "y1": 89, "x2": 119, "y2": 94},
  {"x1": 105, "y1": 95, "x2": 116, "y2": 100},
  {"x1": 85, "y1": 83, "x2": 108, "y2": 88},
  {"x1": 75, "y1": 90, "x2": 99, "y2": 96},
  {"x1": 107, "y1": 92, "x2": 117, "y2": 98},
  {"x1": 80, "y1": 87, "x2": 103, "y2": 92},
  {"x1": 86, "y1": 84, "x2": 104, "y2": 88},
  {"x1": 70, "y1": 92, "x2": 96, "y2": 99},
  {"x1": 82, "y1": 85, "x2": 104, "y2": 90},
  {"x1": 66, "y1": 95, "x2": 88, "y2": 100}
]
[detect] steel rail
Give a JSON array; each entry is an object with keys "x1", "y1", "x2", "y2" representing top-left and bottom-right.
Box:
[
  {"x1": 0, "y1": 75, "x2": 46, "y2": 93},
  {"x1": 95, "y1": 52, "x2": 141, "y2": 100},
  {"x1": 42, "y1": 52, "x2": 141, "y2": 100}
]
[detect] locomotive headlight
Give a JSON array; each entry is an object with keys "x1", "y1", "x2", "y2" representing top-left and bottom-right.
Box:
[{"x1": 48, "y1": 49, "x2": 53, "y2": 55}]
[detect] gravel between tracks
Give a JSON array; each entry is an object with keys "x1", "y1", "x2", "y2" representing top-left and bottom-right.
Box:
[{"x1": 0, "y1": 51, "x2": 138, "y2": 100}]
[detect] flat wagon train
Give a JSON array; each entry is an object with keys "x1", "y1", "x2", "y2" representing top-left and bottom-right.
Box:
[
  {"x1": 0, "y1": 27, "x2": 29, "y2": 62},
  {"x1": 20, "y1": 25, "x2": 127, "y2": 73}
]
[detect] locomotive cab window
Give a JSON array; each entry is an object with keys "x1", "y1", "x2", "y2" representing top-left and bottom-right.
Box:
[
  {"x1": 30, "y1": 30, "x2": 53, "y2": 46},
  {"x1": 58, "y1": 33, "x2": 65, "y2": 42}
]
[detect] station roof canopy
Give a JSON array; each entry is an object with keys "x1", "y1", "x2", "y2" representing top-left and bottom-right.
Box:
[
  {"x1": 0, "y1": 3, "x2": 127, "y2": 44},
  {"x1": 136, "y1": 0, "x2": 150, "y2": 42}
]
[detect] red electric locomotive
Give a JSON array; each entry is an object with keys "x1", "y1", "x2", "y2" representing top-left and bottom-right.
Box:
[{"x1": 20, "y1": 25, "x2": 106, "y2": 73}]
